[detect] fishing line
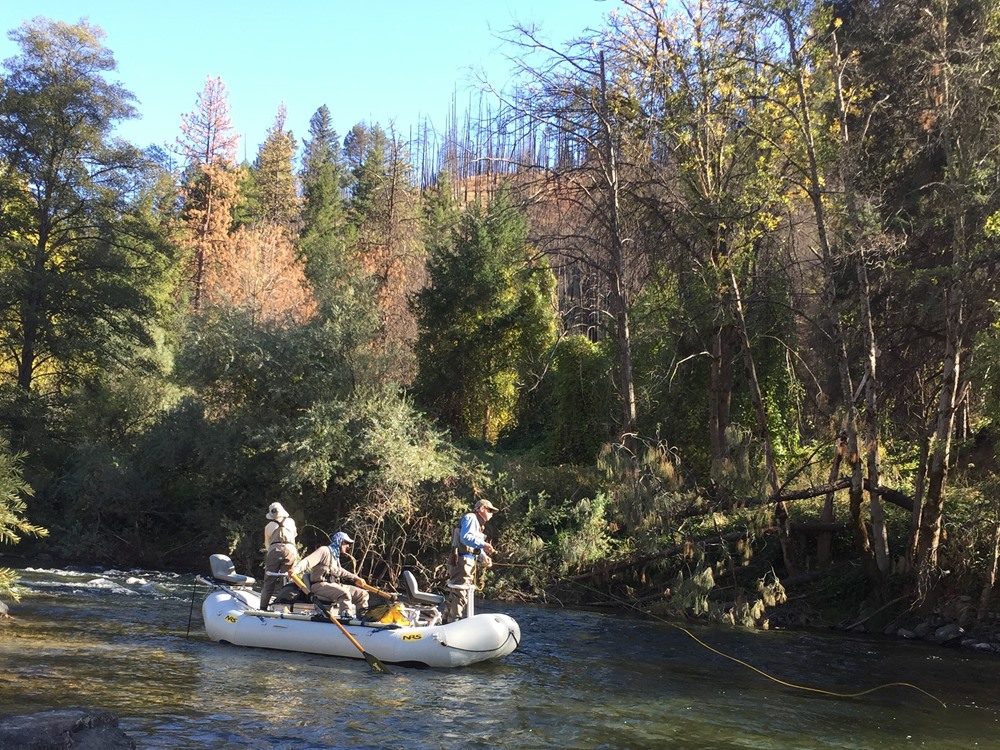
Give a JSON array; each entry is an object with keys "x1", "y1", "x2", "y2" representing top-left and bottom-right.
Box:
[
  {"x1": 568, "y1": 578, "x2": 947, "y2": 709},
  {"x1": 302, "y1": 524, "x2": 332, "y2": 541},
  {"x1": 666, "y1": 614, "x2": 946, "y2": 707}
]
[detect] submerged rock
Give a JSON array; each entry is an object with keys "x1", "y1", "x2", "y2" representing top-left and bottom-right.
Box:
[{"x1": 0, "y1": 708, "x2": 135, "y2": 750}]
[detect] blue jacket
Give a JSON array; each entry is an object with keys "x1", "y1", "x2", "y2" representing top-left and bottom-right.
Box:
[{"x1": 452, "y1": 512, "x2": 487, "y2": 559}]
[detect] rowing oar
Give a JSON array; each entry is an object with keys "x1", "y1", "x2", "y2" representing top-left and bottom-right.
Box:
[
  {"x1": 288, "y1": 571, "x2": 391, "y2": 674},
  {"x1": 355, "y1": 580, "x2": 399, "y2": 601}
]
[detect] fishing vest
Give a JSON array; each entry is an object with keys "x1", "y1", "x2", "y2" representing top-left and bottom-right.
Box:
[
  {"x1": 451, "y1": 516, "x2": 480, "y2": 556},
  {"x1": 268, "y1": 518, "x2": 294, "y2": 546}
]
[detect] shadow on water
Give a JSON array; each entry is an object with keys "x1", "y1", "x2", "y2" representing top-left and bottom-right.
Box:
[{"x1": 2, "y1": 565, "x2": 999, "y2": 749}]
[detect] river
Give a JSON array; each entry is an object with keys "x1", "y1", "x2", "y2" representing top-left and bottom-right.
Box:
[{"x1": 0, "y1": 563, "x2": 997, "y2": 749}]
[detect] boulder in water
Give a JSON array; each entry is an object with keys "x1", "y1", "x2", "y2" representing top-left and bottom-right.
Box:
[{"x1": 0, "y1": 708, "x2": 136, "y2": 750}]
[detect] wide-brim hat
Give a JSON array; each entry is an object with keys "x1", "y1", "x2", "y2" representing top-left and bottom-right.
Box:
[{"x1": 266, "y1": 502, "x2": 288, "y2": 521}]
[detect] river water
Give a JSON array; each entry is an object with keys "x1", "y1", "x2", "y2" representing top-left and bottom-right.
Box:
[{"x1": 0, "y1": 564, "x2": 998, "y2": 749}]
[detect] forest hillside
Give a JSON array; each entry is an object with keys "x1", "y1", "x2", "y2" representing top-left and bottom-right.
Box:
[{"x1": 2, "y1": 1, "x2": 1000, "y2": 639}]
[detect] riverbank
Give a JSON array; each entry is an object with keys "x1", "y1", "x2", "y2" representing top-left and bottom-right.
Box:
[
  {"x1": 543, "y1": 561, "x2": 1000, "y2": 660},
  {"x1": 764, "y1": 586, "x2": 1000, "y2": 656}
]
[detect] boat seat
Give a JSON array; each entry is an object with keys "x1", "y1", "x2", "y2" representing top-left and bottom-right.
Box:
[
  {"x1": 209, "y1": 554, "x2": 256, "y2": 586},
  {"x1": 273, "y1": 582, "x2": 309, "y2": 607},
  {"x1": 402, "y1": 569, "x2": 445, "y2": 606}
]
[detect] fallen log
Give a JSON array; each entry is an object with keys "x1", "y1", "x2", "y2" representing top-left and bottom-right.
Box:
[{"x1": 672, "y1": 478, "x2": 912, "y2": 521}]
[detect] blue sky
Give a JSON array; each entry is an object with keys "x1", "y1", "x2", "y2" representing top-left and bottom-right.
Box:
[{"x1": 0, "y1": 1, "x2": 615, "y2": 160}]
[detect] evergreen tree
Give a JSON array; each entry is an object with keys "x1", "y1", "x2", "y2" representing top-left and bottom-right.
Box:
[
  {"x1": 244, "y1": 103, "x2": 300, "y2": 230},
  {"x1": 298, "y1": 107, "x2": 379, "y2": 358},
  {"x1": 299, "y1": 105, "x2": 353, "y2": 309},
  {"x1": 346, "y1": 122, "x2": 391, "y2": 229},
  {"x1": 345, "y1": 122, "x2": 426, "y2": 384},
  {"x1": 413, "y1": 189, "x2": 559, "y2": 442},
  {"x1": 423, "y1": 169, "x2": 461, "y2": 251},
  {"x1": 176, "y1": 75, "x2": 241, "y2": 311},
  {"x1": 300, "y1": 105, "x2": 348, "y2": 235},
  {"x1": 0, "y1": 438, "x2": 47, "y2": 600}
]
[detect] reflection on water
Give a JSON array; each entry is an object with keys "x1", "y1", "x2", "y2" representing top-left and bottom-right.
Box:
[{"x1": 1, "y1": 565, "x2": 999, "y2": 749}]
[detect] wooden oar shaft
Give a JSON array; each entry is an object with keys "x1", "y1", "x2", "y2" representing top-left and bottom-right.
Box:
[
  {"x1": 328, "y1": 609, "x2": 368, "y2": 652},
  {"x1": 356, "y1": 580, "x2": 398, "y2": 600},
  {"x1": 288, "y1": 571, "x2": 390, "y2": 674}
]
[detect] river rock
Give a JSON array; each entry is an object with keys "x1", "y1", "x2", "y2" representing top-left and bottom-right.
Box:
[
  {"x1": 0, "y1": 708, "x2": 136, "y2": 750},
  {"x1": 932, "y1": 622, "x2": 964, "y2": 644}
]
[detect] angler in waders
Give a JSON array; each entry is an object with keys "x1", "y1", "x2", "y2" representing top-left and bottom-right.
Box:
[
  {"x1": 444, "y1": 499, "x2": 498, "y2": 623},
  {"x1": 259, "y1": 502, "x2": 298, "y2": 611}
]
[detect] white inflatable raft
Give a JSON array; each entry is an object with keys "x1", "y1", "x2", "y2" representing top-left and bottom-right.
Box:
[{"x1": 198, "y1": 555, "x2": 521, "y2": 669}]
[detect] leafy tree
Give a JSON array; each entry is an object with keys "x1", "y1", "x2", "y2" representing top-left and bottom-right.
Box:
[
  {"x1": 206, "y1": 222, "x2": 316, "y2": 326},
  {"x1": 628, "y1": 0, "x2": 822, "y2": 575},
  {"x1": 752, "y1": 0, "x2": 891, "y2": 580},
  {"x1": 156, "y1": 307, "x2": 454, "y2": 572},
  {"x1": 211, "y1": 105, "x2": 314, "y2": 325},
  {"x1": 899, "y1": 0, "x2": 1000, "y2": 573},
  {"x1": 544, "y1": 334, "x2": 614, "y2": 463},
  {"x1": 414, "y1": 189, "x2": 559, "y2": 442},
  {"x1": 500, "y1": 24, "x2": 646, "y2": 454},
  {"x1": 0, "y1": 18, "x2": 174, "y2": 400}
]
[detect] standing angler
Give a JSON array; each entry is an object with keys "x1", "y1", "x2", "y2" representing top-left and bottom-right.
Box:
[
  {"x1": 259, "y1": 502, "x2": 298, "y2": 611},
  {"x1": 445, "y1": 499, "x2": 499, "y2": 622}
]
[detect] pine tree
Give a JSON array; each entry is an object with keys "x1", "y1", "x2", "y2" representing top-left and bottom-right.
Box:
[
  {"x1": 345, "y1": 122, "x2": 426, "y2": 383},
  {"x1": 423, "y1": 169, "x2": 461, "y2": 252},
  {"x1": 176, "y1": 76, "x2": 241, "y2": 311},
  {"x1": 414, "y1": 189, "x2": 558, "y2": 442},
  {"x1": 301, "y1": 105, "x2": 348, "y2": 233},
  {"x1": 244, "y1": 103, "x2": 300, "y2": 230},
  {"x1": 299, "y1": 105, "x2": 354, "y2": 312}
]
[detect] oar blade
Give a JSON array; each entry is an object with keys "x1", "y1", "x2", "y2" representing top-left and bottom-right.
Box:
[
  {"x1": 364, "y1": 651, "x2": 392, "y2": 674},
  {"x1": 289, "y1": 570, "x2": 393, "y2": 675}
]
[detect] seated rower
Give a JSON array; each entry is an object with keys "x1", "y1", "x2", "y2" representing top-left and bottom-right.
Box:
[{"x1": 291, "y1": 534, "x2": 369, "y2": 618}]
